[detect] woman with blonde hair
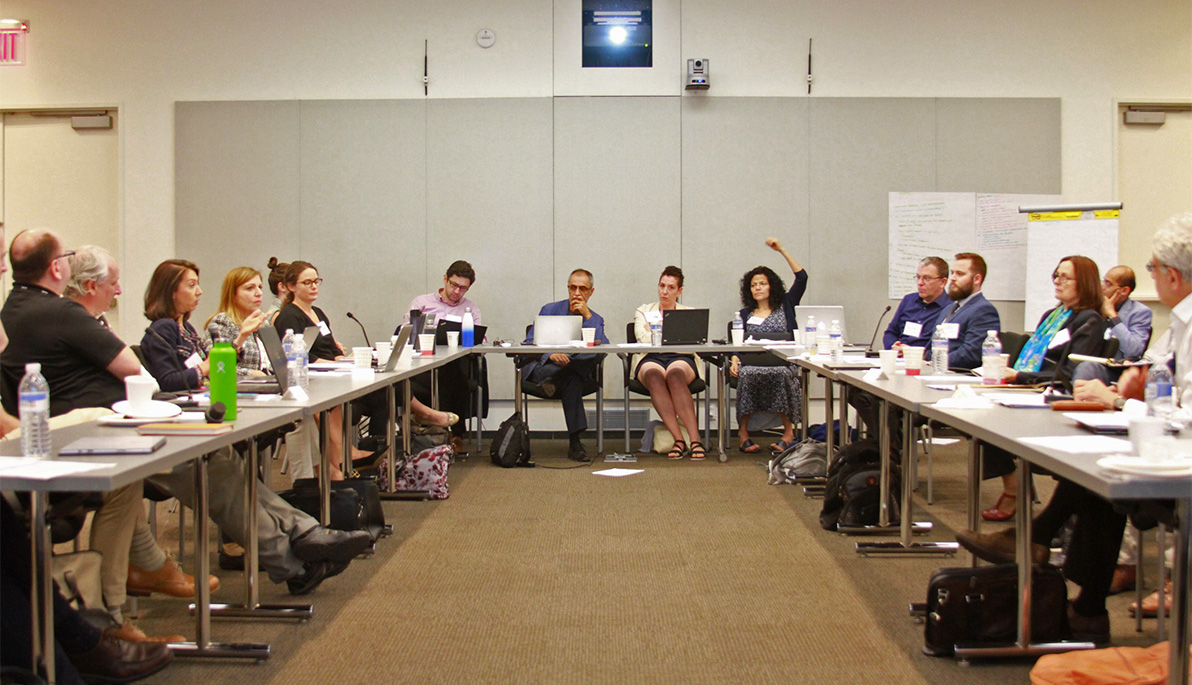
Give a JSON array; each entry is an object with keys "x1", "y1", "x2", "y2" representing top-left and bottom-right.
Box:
[{"x1": 203, "y1": 266, "x2": 269, "y2": 376}]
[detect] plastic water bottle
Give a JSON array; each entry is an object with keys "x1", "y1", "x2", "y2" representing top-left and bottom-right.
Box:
[
  {"x1": 462, "y1": 307, "x2": 475, "y2": 347},
  {"x1": 815, "y1": 319, "x2": 829, "y2": 356},
  {"x1": 290, "y1": 333, "x2": 309, "y2": 392},
  {"x1": 18, "y1": 363, "x2": 51, "y2": 459},
  {"x1": 804, "y1": 315, "x2": 816, "y2": 348},
  {"x1": 282, "y1": 329, "x2": 294, "y2": 359},
  {"x1": 731, "y1": 312, "x2": 744, "y2": 344},
  {"x1": 1146, "y1": 363, "x2": 1175, "y2": 420},
  {"x1": 829, "y1": 320, "x2": 843, "y2": 363},
  {"x1": 981, "y1": 331, "x2": 1002, "y2": 385},
  {"x1": 651, "y1": 320, "x2": 663, "y2": 346},
  {"x1": 208, "y1": 342, "x2": 238, "y2": 421},
  {"x1": 932, "y1": 326, "x2": 950, "y2": 374}
]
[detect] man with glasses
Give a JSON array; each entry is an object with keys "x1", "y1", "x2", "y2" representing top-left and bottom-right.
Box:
[
  {"x1": 403, "y1": 259, "x2": 483, "y2": 328},
  {"x1": 883, "y1": 256, "x2": 952, "y2": 350},
  {"x1": 522, "y1": 269, "x2": 609, "y2": 461}
]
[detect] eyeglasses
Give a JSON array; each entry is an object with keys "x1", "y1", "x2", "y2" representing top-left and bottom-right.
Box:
[
  {"x1": 53, "y1": 251, "x2": 76, "y2": 261},
  {"x1": 445, "y1": 279, "x2": 471, "y2": 292},
  {"x1": 1052, "y1": 273, "x2": 1074, "y2": 284},
  {"x1": 299, "y1": 278, "x2": 323, "y2": 287},
  {"x1": 1146, "y1": 262, "x2": 1168, "y2": 274},
  {"x1": 567, "y1": 284, "x2": 592, "y2": 293},
  {"x1": 915, "y1": 275, "x2": 945, "y2": 283}
]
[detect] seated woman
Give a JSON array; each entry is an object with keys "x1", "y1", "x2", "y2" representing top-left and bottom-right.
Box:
[
  {"x1": 634, "y1": 266, "x2": 705, "y2": 460},
  {"x1": 139, "y1": 259, "x2": 210, "y2": 391},
  {"x1": 728, "y1": 238, "x2": 808, "y2": 454},
  {"x1": 263, "y1": 257, "x2": 290, "y2": 325},
  {"x1": 273, "y1": 262, "x2": 454, "y2": 477},
  {"x1": 982, "y1": 255, "x2": 1108, "y2": 521}
]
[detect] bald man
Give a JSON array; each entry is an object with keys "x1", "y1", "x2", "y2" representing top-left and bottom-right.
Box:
[{"x1": 1073, "y1": 265, "x2": 1153, "y2": 383}]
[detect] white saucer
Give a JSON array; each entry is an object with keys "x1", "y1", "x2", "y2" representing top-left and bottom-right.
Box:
[
  {"x1": 1097, "y1": 455, "x2": 1192, "y2": 478},
  {"x1": 111, "y1": 400, "x2": 183, "y2": 419}
]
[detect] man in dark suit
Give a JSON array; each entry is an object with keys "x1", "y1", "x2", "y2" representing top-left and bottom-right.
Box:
[{"x1": 933, "y1": 252, "x2": 1001, "y2": 370}]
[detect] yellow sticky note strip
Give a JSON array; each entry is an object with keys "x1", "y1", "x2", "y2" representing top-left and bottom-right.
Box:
[
  {"x1": 1028, "y1": 211, "x2": 1083, "y2": 221},
  {"x1": 1093, "y1": 210, "x2": 1120, "y2": 219}
]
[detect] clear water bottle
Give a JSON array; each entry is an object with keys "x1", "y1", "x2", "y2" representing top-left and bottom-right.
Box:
[
  {"x1": 804, "y1": 316, "x2": 816, "y2": 348},
  {"x1": 829, "y1": 320, "x2": 843, "y2": 363},
  {"x1": 731, "y1": 312, "x2": 744, "y2": 344},
  {"x1": 651, "y1": 320, "x2": 663, "y2": 346},
  {"x1": 282, "y1": 328, "x2": 294, "y2": 359},
  {"x1": 290, "y1": 332, "x2": 309, "y2": 392},
  {"x1": 981, "y1": 331, "x2": 1002, "y2": 385},
  {"x1": 932, "y1": 326, "x2": 950, "y2": 374},
  {"x1": 462, "y1": 307, "x2": 475, "y2": 347},
  {"x1": 1146, "y1": 363, "x2": 1175, "y2": 420},
  {"x1": 18, "y1": 362, "x2": 51, "y2": 459},
  {"x1": 815, "y1": 319, "x2": 829, "y2": 356}
]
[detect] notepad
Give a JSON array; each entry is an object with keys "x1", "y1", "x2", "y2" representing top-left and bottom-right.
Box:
[{"x1": 136, "y1": 423, "x2": 232, "y2": 436}]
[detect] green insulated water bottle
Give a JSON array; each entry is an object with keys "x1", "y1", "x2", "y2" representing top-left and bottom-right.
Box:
[{"x1": 208, "y1": 342, "x2": 237, "y2": 421}]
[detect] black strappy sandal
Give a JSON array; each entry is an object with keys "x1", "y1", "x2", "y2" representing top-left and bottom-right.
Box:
[
  {"x1": 667, "y1": 440, "x2": 687, "y2": 460},
  {"x1": 689, "y1": 441, "x2": 707, "y2": 461}
]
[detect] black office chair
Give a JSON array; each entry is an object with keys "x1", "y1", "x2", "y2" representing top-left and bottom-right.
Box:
[
  {"x1": 516, "y1": 325, "x2": 605, "y2": 450},
  {"x1": 621, "y1": 322, "x2": 707, "y2": 453}
]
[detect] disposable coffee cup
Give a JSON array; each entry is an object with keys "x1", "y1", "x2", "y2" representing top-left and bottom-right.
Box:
[
  {"x1": 903, "y1": 346, "x2": 925, "y2": 376},
  {"x1": 730, "y1": 328, "x2": 744, "y2": 346},
  {"x1": 582, "y1": 328, "x2": 596, "y2": 346},
  {"x1": 125, "y1": 375, "x2": 156, "y2": 410},
  {"x1": 446, "y1": 331, "x2": 460, "y2": 350},
  {"x1": 1129, "y1": 416, "x2": 1168, "y2": 456},
  {"x1": 374, "y1": 341, "x2": 392, "y2": 366},
  {"x1": 418, "y1": 334, "x2": 435, "y2": 356},
  {"x1": 352, "y1": 347, "x2": 372, "y2": 369},
  {"x1": 879, "y1": 349, "x2": 898, "y2": 377}
]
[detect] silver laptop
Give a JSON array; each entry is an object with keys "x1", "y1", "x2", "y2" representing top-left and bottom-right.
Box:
[
  {"x1": 794, "y1": 305, "x2": 848, "y2": 343},
  {"x1": 382, "y1": 325, "x2": 414, "y2": 372},
  {"x1": 236, "y1": 326, "x2": 289, "y2": 393},
  {"x1": 533, "y1": 315, "x2": 582, "y2": 345}
]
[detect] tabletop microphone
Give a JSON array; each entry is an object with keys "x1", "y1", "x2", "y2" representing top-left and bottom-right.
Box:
[
  {"x1": 346, "y1": 312, "x2": 371, "y2": 347},
  {"x1": 865, "y1": 306, "x2": 893, "y2": 357}
]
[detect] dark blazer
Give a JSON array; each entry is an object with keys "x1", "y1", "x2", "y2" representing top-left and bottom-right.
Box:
[
  {"x1": 940, "y1": 292, "x2": 1002, "y2": 370},
  {"x1": 1015, "y1": 307, "x2": 1107, "y2": 385},
  {"x1": 736, "y1": 269, "x2": 809, "y2": 335},
  {"x1": 140, "y1": 318, "x2": 204, "y2": 392}
]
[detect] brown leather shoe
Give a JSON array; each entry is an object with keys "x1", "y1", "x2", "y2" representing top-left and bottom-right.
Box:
[
  {"x1": 110, "y1": 620, "x2": 186, "y2": 644},
  {"x1": 127, "y1": 557, "x2": 220, "y2": 598},
  {"x1": 68, "y1": 631, "x2": 173, "y2": 683},
  {"x1": 1109, "y1": 564, "x2": 1137, "y2": 595},
  {"x1": 1130, "y1": 579, "x2": 1173, "y2": 618},
  {"x1": 956, "y1": 528, "x2": 1050, "y2": 565}
]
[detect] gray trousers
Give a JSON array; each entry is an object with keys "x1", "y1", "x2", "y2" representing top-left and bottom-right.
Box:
[{"x1": 147, "y1": 446, "x2": 316, "y2": 583}]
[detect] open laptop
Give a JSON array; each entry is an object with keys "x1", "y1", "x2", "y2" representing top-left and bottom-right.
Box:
[
  {"x1": 737, "y1": 331, "x2": 793, "y2": 367},
  {"x1": 533, "y1": 315, "x2": 582, "y2": 345},
  {"x1": 382, "y1": 325, "x2": 414, "y2": 372},
  {"x1": 434, "y1": 320, "x2": 488, "y2": 346},
  {"x1": 236, "y1": 326, "x2": 289, "y2": 394},
  {"x1": 662, "y1": 309, "x2": 709, "y2": 345},
  {"x1": 794, "y1": 305, "x2": 849, "y2": 343}
]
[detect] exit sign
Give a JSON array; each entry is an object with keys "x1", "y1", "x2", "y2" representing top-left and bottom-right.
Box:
[{"x1": 1, "y1": 21, "x2": 28, "y2": 66}]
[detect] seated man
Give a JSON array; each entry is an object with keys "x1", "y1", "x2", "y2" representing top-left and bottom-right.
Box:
[
  {"x1": 1, "y1": 231, "x2": 369, "y2": 597},
  {"x1": 934, "y1": 252, "x2": 1001, "y2": 370},
  {"x1": 1074, "y1": 264, "x2": 1153, "y2": 383},
  {"x1": 521, "y1": 269, "x2": 609, "y2": 461},
  {"x1": 403, "y1": 259, "x2": 485, "y2": 450}
]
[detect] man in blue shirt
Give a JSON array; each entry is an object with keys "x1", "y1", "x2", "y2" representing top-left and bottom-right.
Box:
[
  {"x1": 884, "y1": 256, "x2": 952, "y2": 349},
  {"x1": 1074, "y1": 265, "x2": 1153, "y2": 384},
  {"x1": 522, "y1": 269, "x2": 610, "y2": 461}
]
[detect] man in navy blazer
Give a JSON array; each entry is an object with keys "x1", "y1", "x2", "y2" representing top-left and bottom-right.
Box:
[
  {"x1": 522, "y1": 269, "x2": 610, "y2": 461},
  {"x1": 934, "y1": 252, "x2": 1001, "y2": 370}
]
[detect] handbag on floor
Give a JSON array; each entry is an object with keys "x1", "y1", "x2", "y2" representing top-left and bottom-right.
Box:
[
  {"x1": 279, "y1": 478, "x2": 387, "y2": 542},
  {"x1": 381, "y1": 444, "x2": 452, "y2": 499},
  {"x1": 923, "y1": 562, "x2": 1068, "y2": 657},
  {"x1": 768, "y1": 439, "x2": 827, "y2": 483}
]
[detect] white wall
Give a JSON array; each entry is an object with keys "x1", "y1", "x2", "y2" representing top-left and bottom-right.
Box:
[{"x1": 0, "y1": 0, "x2": 1189, "y2": 341}]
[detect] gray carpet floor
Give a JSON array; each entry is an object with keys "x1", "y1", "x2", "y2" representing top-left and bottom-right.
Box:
[{"x1": 124, "y1": 437, "x2": 1169, "y2": 684}]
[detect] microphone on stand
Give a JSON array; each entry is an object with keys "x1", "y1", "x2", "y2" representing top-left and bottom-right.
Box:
[
  {"x1": 346, "y1": 312, "x2": 371, "y2": 347},
  {"x1": 864, "y1": 306, "x2": 893, "y2": 357}
]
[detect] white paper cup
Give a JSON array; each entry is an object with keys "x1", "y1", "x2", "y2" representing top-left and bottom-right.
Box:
[
  {"x1": 903, "y1": 346, "x2": 925, "y2": 376},
  {"x1": 374, "y1": 341, "x2": 392, "y2": 366},
  {"x1": 1129, "y1": 416, "x2": 1169, "y2": 456},
  {"x1": 418, "y1": 334, "x2": 435, "y2": 356},
  {"x1": 879, "y1": 349, "x2": 898, "y2": 377},
  {"x1": 582, "y1": 328, "x2": 596, "y2": 346},
  {"x1": 730, "y1": 328, "x2": 744, "y2": 346},
  {"x1": 352, "y1": 347, "x2": 372, "y2": 369},
  {"x1": 446, "y1": 331, "x2": 460, "y2": 350},
  {"x1": 125, "y1": 375, "x2": 155, "y2": 410}
]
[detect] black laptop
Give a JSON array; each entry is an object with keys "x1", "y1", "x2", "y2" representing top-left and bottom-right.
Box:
[
  {"x1": 737, "y1": 331, "x2": 794, "y2": 367},
  {"x1": 434, "y1": 320, "x2": 488, "y2": 346},
  {"x1": 661, "y1": 309, "x2": 710, "y2": 345}
]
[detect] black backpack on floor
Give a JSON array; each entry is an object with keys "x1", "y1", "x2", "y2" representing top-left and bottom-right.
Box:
[
  {"x1": 490, "y1": 412, "x2": 533, "y2": 468},
  {"x1": 818, "y1": 440, "x2": 900, "y2": 530}
]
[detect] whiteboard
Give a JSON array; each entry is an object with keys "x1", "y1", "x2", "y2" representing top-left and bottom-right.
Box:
[
  {"x1": 1023, "y1": 211, "x2": 1119, "y2": 330},
  {"x1": 889, "y1": 192, "x2": 1060, "y2": 300}
]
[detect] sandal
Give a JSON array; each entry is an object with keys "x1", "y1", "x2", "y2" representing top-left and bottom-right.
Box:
[
  {"x1": 769, "y1": 439, "x2": 792, "y2": 455},
  {"x1": 689, "y1": 441, "x2": 707, "y2": 461},
  {"x1": 739, "y1": 439, "x2": 761, "y2": 454},
  {"x1": 667, "y1": 440, "x2": 687, "y2": 460}
]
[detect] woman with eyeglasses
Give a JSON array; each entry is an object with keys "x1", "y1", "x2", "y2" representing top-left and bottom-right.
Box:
[{"x1": 981, "y1": 255, "x2": 1108, "y2": 521}]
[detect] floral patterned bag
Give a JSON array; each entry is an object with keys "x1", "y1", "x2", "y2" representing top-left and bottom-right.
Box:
[{"x1": 379, "y1": 444, "x2": 452, "y2": 499}]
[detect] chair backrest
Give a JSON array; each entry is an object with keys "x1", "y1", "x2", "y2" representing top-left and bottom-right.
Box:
[
  {"x1": 1101, "y1": 337, "x2": 1120, "y2": 360},
  {"x1": 998, "y1": 331, "x2": 1030, "y2": 367},
  {"x1": 626, "y1": 322, "x2": 636, "y2": 344},
  {"x1": 130, "y1": 344, "x2": 148, "y2": 367}
]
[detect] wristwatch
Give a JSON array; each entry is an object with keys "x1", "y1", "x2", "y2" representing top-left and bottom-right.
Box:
[{"x1": 1108, "y1": 315, "x2": 1122, "y2": 327}]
